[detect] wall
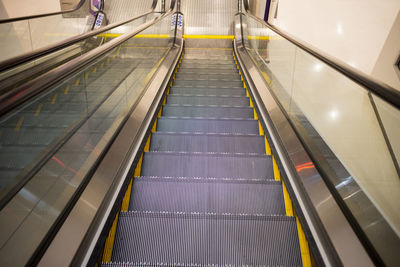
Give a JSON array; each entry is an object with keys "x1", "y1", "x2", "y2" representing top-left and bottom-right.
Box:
[
  {"x1": 181, "y1": 0, "x2": 237, "y2": 35},
  {"x1": 269, "y1": 0, "x2": 400, "y2": 90},
  {"x1": 0, "y1": 0, "x2": 62, "y2": 18}
]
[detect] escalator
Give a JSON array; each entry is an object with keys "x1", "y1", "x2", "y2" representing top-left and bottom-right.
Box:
[
  {"x1": 99, "y1": 47, "x2": 306, "y2": 266},
  {"x1": 0, "y1": 0, "x2": 399, "y2": 266}
]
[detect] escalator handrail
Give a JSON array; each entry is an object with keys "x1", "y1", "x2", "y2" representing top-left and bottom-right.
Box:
[
  {"x1": 0, "y1": 0, "x2": 87, "y2": 24},
  {"x1": 0, "y1": 0, "x2": 175, "y2": 118},
  {"x1": 0, "y1": 0, "x2": 158, "y2": 72},
  {"x1": 241, "y1": 0, "x2": 400, "y2": 109}
]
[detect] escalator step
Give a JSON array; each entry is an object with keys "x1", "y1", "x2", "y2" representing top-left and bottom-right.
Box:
[
  {"x1": 173, "y1": 79, "x2": 243, "y2": 88},
  {"x1": 129, "y1": 177, "x2": 286, "y2": 215},
  {"x1": 178, "y1": 68, "x2": 238, "y2": 74},
  {"x1": 170, "y1": 87, "x2": 246, "y2": 96},
  {"x1": 167, "y1": 95, "x2": 249, "y2": 106},
  {"x1": 150, "y1": 132, "x2": 265, "y2": 153},
  {"x1": 156, "y1": 117, "x2": 259, "y2": 134},
  {"x1": 182, "y1": 58, "x2": 235, "y2": 64},
  {"x1": 110, "y1": 212, "x2": 302, "y2": 266},
  {"x1": 180, "y1": 63, "x2": 238, "y2": 70},
  {"x1": 162, "y1": 105, "x2": 254, "y2": 119},
  {"x1": 175, "y1": 73, "x2": 240, "y2": 81},
  {"x1": 141, "y1": 152, "x2": 273, "y2": 179}
]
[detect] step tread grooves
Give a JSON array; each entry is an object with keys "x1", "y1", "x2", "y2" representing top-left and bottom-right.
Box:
[
  {"x1": 141, "y1": 152, "x2": 274, "y2": 179},
  {"x1": 129, "y1": 178, "x2": 286, "y2": 215},
  {"x1": 111, "y1": 212, "x2": 302, "y2": 266},
  {"x1": 150, "y1": 132, "x2": 266, "y2": 153}
]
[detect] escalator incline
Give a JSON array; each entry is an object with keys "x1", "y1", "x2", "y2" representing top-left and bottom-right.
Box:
[{"x1": 100, "y1": 47, "x2": 304, "y2": 266}]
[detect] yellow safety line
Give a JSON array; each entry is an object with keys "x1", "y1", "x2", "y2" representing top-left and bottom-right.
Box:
[
  {"x1": 101, "y1": 213, "x2": 118, "y2": 262},
  {"x1": 134, "y1": 153, "x2": 143, "y2": 177},
  {"x1": 253, "y1": 109, "x2": 258, "y2": 120},
  {"x1": 15, "y1": 116, "x2": 24, "y2": 131},
  {"x1": 51, "y1": 94, "x2": 57, "y2": 104},
  {"x1": 98, "y1": 33, "x2": 170, "y2": 38},
  {"x1": 122, "y1": 46, "x2": 169, "y2": 50},
  {"x1": 34, "y1": 104, "x2": 43, "y2": 116},
  {"x1": 272, "y1": 156, "x2": 281, "y2": 181},
  {"x1": 102, "y1": 178, "x2": 134, "y2": 262},
  {"x1": 282, "y1": 181, "x2": 293, "y2": 216},
  {"x1": 64, "y1": 85, "x2": 70, "y2": 94},
  {"x1": 258, "y1": 121, "x2": 264, "y2": 135},
  {"x1": 144, "y1": 134, "x2": 151, "y2": 152},
  {"x1": 297, "y1": 217, "x2": 312, "y2": 267},
  {"x1": 74, "y1": 77, "x2": 80, "y2": 86},
  {"x1": 248, "y1": 36, "x2": 270, "y2": 40},
  {"x1": 261, "y1": 71, "x2": 271, "y2": 85},
  {"x1": 85, "y1": 72, "x2": 89, "y2": 79},
  {"x1": 184, "y1": 47, "x2": 233, "y2": 50},
  {"x1": 92, "y1": 66, "x2": 97, "y2": 73},
  {"x1": 182, "y1": 34, "x2": 234, "y2": 39},
  {"x1": 121, "y1": 179, "x2": 133, "y2": 211},
  {"x1": 264, "y1": 136, "x2": 272, "y2": 155},
  {"x1": 100, "y1": 62, "x2": 104, "y2": 68}
]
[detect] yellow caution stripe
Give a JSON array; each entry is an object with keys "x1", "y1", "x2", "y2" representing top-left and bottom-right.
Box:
[
  {"x1": 102, "y1": 178, "x2": 133, "y2": 262},
  {"x1": 182, "y1": 34, "x2": 234, "y2": 39},
  {"x1": 97, "y1": 33, "x2": 170, "y2": 38}
]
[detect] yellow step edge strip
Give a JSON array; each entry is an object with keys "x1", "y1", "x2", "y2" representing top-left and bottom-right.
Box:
[
  {"x1": 297, "y1": 217, "x2": 312, "y2": 267},
  {"x1": 121, "y1": 178, "x2": 133, "y2": 211},
  {"x1": 144, "y1": 134, "x2": 151, "y2": 152},
  {"x1": 282, "y1": 181, "x2": 293, "y2": 216},
  {"x1": 102, "y1": 178, "x2": 133, "y2": 262},
  {"x1": 182, "y1": 34, "x2": 234, "y2": 39},
  {"x1": 272, "y1": 156, "x2": 281, "y2": 181},
  {"x1": 101, "y1": 213, "x2": 118, "y2": 262},
  {"x1": 134, "y1": 153, "x2": 143, "y2": 177}
]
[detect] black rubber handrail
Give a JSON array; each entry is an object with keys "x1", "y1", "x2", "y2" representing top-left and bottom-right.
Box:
[
  {"x1": 0, "y1": 0, "x2": 175, "y2": 118},
  {"x1": 0, "y1": 0, "x2": 87, "y2": 24},
  {"x1": 242, "y1": 0, "x2": 400, "y2": 109},
  {"x1": 0, "y1": 0, "x2": 158, "y2": 72}
]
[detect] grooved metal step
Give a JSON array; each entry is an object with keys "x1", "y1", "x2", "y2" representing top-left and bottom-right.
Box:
[
  {"x1": 179, "y1": 64, "x2": 238, "y2": 70},
  {"x1": 130, "y1": 177, "x2": 285, "y2": 215},
  {"x1": 150, "y1": 132, "x2": 265, "y2": 153},
  {"x1": 162, "y1": 105, "x2": 254, "y2": 119},
  {"x1": 110, "y1": 212, "x2": 302, "y2": 266},
  {"x1": 170, "y1": 87, "x2": 246, "y2": 96},
  {"x1": 173, "y1": 79, "x2": 243, "y2": 88},
  {"x1": 141, "y1": 152, "x2": 273, "y2": 179},
  {"x1": 182, "y1": 58, "x2": 235, "y2": 64},
  {"x1": 178, "y1": 68, "x2": 238, "y2": 74},
  {"x1": 175, "y1": 73, "x2": 240, "y2": 81},
  {"x1": 156, "y1": 117, "x2": 260, "y2": 134},
  {"x1": 167, "y1": 95, "x2": 249, "y2": 106}
]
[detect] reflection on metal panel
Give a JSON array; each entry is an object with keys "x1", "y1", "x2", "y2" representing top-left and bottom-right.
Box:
[{"x1": 181, "y1": 0, "x2": 237, "y2": 35}]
